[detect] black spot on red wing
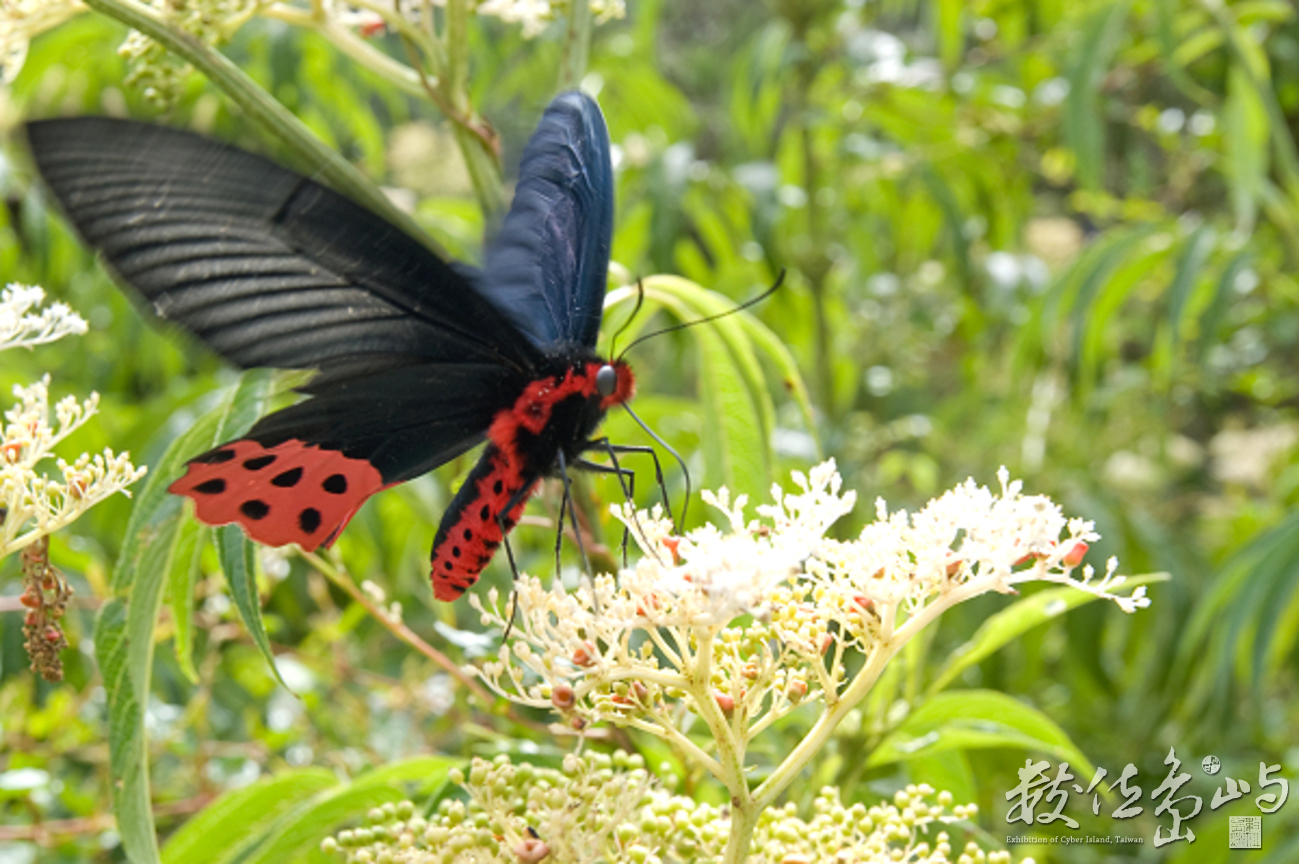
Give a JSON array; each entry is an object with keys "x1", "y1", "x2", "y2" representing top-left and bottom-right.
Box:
[
  {"x1": 463, "y1": 528, "x2": 473, "y2": 541},
  {"x1": 444, "y1": 561, "x2": 453, "y2": 571},
  {"x1": 479, "y1": 505, "x2": 490, "y2": 521},
  {"x1": 478, "y1": 555, "x2": 492, "y2": 566},
  {"x1": 299, "y1": 508, "x2": 322, "y2": 534},
  {"x1": 493, "y1": 480, "x2": 504, "y2": 494},
  {"x1": 449, "y1": 584, "x2": 466, "y2": 596},
  {"x1": 271, "y1": 467, "x2": 304, "y2": 487},
  {"x1": 193, "y1": 448, "x2": 236, "y2": 465},
  {"x1": 194, "y1": 478, "x2": 227, "y2": 495},
  {"x1": 452, "y1": 547, "x2": 461, "y2": 558},
  {"x1": 240, "y1": 499, "x2": 270, "y2": 520},
  {"x1": 243, "y1": 455, "x2": 276, "y2": 471},
  {"x1": 323, "y1": 474, "x2": 348, "y2": 494}
]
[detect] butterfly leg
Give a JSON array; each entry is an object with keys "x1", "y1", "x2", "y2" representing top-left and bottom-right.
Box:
[
  {"x1": 584, "y1": 438, "x2": 675, "y2": 524},
  {"x1": 573, "y1": 449, "x2": 636, "y2": 567},
  {"x1": 555, "y1": 450, "x2": 595, "y2": 581},
  {"x1": 495, "y1": 482, "x2": 537, "y2": 640}
]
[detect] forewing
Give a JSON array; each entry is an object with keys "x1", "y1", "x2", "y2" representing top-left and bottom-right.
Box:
[
  {"x1": 26, "y1": 117, "x2": 539, "y2": 376},
  {"x1": 479, "y1": 92, "x2": 613, "y2": 350}
]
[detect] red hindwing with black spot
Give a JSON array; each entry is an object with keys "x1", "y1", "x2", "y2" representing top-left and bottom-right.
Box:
[{"x1": 170, "y1": 440, "x2": 385, "y2": 549}]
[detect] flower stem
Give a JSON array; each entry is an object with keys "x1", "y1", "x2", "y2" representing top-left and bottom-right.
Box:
[
  {"x1": 299, "y1": 550, "x2": 496, "y2": 709},
  {"x1": 559, "y1": 0, "x2": 592, "y2": 91},
  {"x1": 752, "y1": 639, "x2": 892, "y2": 810},
  {"x1": 723, "y1": 790, "x2": 760, "y2": 864}
]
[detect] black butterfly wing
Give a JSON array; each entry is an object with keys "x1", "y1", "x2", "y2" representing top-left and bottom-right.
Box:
[
  {"x1": 478, "y1": 91, "x2": 614, "y2": 350},
  {"x1": 26, "y1": 117, "x2": 540, "y2": 376},
  {"x1": 27, "y1": 117, "x2": 543, "y2": 550}
]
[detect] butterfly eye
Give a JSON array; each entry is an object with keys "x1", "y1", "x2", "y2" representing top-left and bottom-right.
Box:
[{"x1": 596, "y1": 364, "x2": 618, "y2": 397}]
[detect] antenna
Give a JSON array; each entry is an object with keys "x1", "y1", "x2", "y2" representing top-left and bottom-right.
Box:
[
  {"x1": 607, "y1": 279, "x2": 646, "y2": 359},
  {"x1": 616, "y1": 270, "x2": 785, "y2": 362}
]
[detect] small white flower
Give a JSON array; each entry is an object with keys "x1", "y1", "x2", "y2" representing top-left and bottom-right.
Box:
[
  {"x1": 1, "y1": 287, "x2": 146, "y2": 559},
  {"x1": 0, "y1": 284, "x2": 88, "y2": 350}
]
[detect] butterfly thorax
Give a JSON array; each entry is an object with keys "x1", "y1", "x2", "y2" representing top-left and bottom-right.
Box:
[{"x1": 488, "y1": 352, "x2": 635, "y2": 474}]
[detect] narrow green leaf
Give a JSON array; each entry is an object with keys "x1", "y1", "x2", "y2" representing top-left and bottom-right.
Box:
[
  {"x1": 94, "y1": 598, "x2": 159, "y2": 864},
  {"x1": 928, "y1": 574, "x2": 1169, "y2": 696},
  {"x1": 100, "y1": 372, "x2": 274, "y2": 864},
  {"x1": 1074, "y1": 230, "x2": 1168, "y2": 383},
  {"x1": 167, "y1": 519, "x2": 207, "y2": 683},
  {"x1": 1079, "y1": 248, "x2": 1170, "y2": 383},
  {"x1": 161, "y1": 769, "x2": 339, "y2": 864},
  {"x1": 1224, "y1": 61, "x2": 1270, "y2": 232},
  {"x1": 643, "y1": 282, "x2": 768, "y2": 499},
  {"x1": 240, "y1": 757, "x2": 460, "y2": 864},
  {"x1": 1162, "y1": 224, "x2": 1217, "y2": 358},
  {"x1": 217, "y1": 525, "x2": 287, "y2": 689},
  {"x1": 697, "y1": 322, "x2": 765, "y2": 499},
  {"x1": 1064, "y1": 0, "x2": 1132, "y2": 189},
  {"x1": 733, "y1": 311, "x2": 819, "y2": 456},
  {"x1": 1196, "y1": 251, "x2": 1252, "y2": 359},
  {"x1": 936, "y1": 0, "x2": 964, "y2": 71},
  {"x1": 868, "y1": 690, "x2": 1097, "y2": 779}
]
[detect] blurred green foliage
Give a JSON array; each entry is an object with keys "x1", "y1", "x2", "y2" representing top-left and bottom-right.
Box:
[{"x1": 2, "y1": 0, "x2": 1298, "y2": 861}]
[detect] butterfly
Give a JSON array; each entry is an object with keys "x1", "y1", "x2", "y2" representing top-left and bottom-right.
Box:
[{"x1": 28, "y1": 92, "x2": 639, "y2": 602}]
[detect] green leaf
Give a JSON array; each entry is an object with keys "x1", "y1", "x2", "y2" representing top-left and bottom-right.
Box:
[
  {"x1": 936, "y1": 0, "x2": 964, "y2": 71},
  {"x1": 99, "y1": 371, "x2": 273, "y2": 864},
  {"x1": 1152, "y1": 224, "x2": 1216, "y2": 381},
  {"x1": 1224, "y1": 60, "x2": 1270, "y2": 232},
  {"x1": 868, "y1": 690, "x2": 1097, "y2": 780},
  {"x1": 1064, "y1": 0, "x2": 1132, "y2": 190},
  {"x1": 239, "y1": 757, "x2": 460, "y2": 864},
  {"x1": 217, "y1": 525, "x2": 287, "y2": 689},
  {"x1": 640, "y1": 276, "x2": 779, "y2": 501},
  {"x1": 928, "y1": 574, "x2": 1169, "y2": 696},
  {"x1": 1073, "y1": 230, "x2": 1168, "y2": 384},
  {"x1": 161, "y1": 769, "x2": 339, "y2": 864},
  {"x1": 167, "y1": 519, "x2": 207, "y2": 684}
]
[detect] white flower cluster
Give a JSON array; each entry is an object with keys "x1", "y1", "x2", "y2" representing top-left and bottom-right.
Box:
[
  {"x1": 466, "y1": 0, "x2": 625, "y2": 38},
  {"x1": 1, "y1": 287, "x2": 146, "y2": 559},
  {"x1": 302, "y1": 0, "x2": 625, "y2": 40},
  {"x1": 473, "y1": 460, "x2": 1146, "y2": 752},
  {"x1": 0, "y1": 0, "x2": 83, "y2": 83},
  {"x1": 0, "y1": 284, "x2": 88, "y2": 350}
]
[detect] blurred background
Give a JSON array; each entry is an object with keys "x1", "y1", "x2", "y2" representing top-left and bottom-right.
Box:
[{"x1": 0, "y1": 0, "x2": 1296, "y2": 860}]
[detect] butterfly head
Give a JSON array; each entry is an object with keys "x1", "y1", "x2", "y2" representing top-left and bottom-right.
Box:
[{"x1": 596, "y1": 360, "x2": 635, "y2": 410}]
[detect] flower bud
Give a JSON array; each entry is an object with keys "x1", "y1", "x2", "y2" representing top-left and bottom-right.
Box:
[
  {"x1": 1062, "y1": 540, "x2": 1088, "y2": 567},
  {"x1": 513, "y1": 838, "x2": 549, "y2": 863},
  {"x1": 551, "y1": 684, "x2": 576, "y2": 711},
  {"x1": 662, "y1": 537, "x2": 682, "y2": 564},
  {"x1": 714, "y1": 691, "x2": 734, "y2": 715},
  {"x1": 571, "y1": 641, "x2": 597, "y2": 667}
]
